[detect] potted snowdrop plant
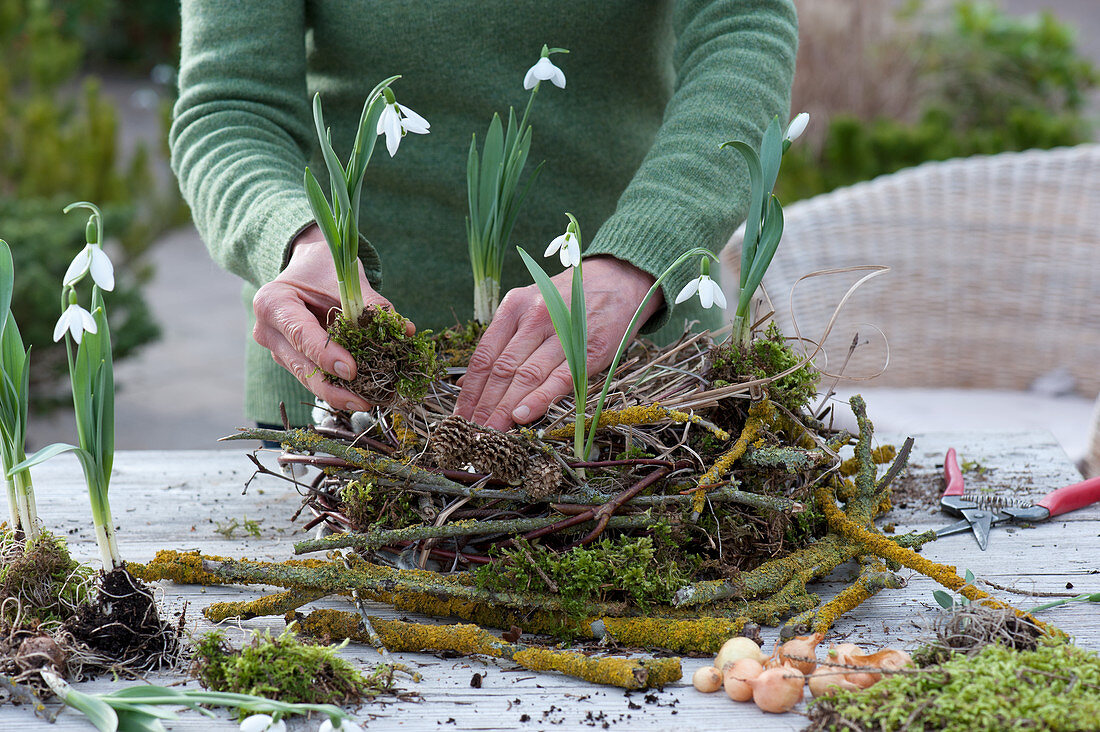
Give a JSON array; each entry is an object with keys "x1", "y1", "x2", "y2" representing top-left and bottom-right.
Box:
[
  {"x1": 518, "y1": 216, "x2": 720, "y2": 464},
  {"x1": 305, "y1": 79, "x2": 440, "y2": 407},
  {"x1": 467, "y1": 45, "x2": 568, "y2": 324}
]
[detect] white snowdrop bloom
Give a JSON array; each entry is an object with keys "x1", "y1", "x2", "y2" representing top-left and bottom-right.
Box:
[
  {"x1": 376, "y1": 101, "x2": 430, "y2": 157},
  {"x1": 318, "y1": 719, "x2": 364, "y2": 732},
  {"x1": 523, "y1": 55, "x2": 566, "y2": 90},
  {"x1": 63, "y1": 243, "x2": 115, "y2": 291},
  {"x1": 239, "y1": 714, "x2": 286, "y2": 732},
  {"x1": 52, "y1": 303, "x2": 98, "y2": 344},
  {"x1": 784, "y1": 112, "x2": 810, "y2": 143},
  {"x1": 543, "y1": 230, "x2": 581, "y2": 268},
  {"x1": 674, "y1": 274, "x2": 727, "y2": 310}
]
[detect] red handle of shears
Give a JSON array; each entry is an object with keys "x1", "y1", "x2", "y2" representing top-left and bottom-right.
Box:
[
  {"x1": 1038, "y1": 475, "x2": 1100, "y2": 518},
  {"x1": 942, "y1": 447, "x2": 965, "y2": 497}
]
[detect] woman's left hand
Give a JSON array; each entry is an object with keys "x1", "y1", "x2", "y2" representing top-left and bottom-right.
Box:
[{"x1": 454, "y1": 255, "x2": 661, "y2": 431}]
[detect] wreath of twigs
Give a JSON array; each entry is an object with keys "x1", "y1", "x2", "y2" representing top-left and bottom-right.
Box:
[{"x1": 129, "y1": 279, "x2": 1054, "y2": 690}]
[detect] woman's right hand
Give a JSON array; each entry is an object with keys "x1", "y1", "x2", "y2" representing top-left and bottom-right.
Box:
[{"x1": 251, "y1": 224, "x2": 412, "y2": 411}]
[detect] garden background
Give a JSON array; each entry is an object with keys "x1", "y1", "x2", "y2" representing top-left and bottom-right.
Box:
[{"x1": 8, "y1": 0, "x2": 1098, "y2": 451}]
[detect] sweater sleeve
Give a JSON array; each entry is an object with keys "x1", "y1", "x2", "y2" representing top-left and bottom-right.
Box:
[
  {"x1": 169, "y1": 0, "x2": 382, "y2": 290},
  {"x1": 584, "y1": 0, "x2": 798, "y2": 330}
]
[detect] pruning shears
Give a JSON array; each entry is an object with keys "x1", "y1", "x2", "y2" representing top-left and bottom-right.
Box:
[{"x1": 936, "y1": 447, "x2": 1100, "y2": 550}]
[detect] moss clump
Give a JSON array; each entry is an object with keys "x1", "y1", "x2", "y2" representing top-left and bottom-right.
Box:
[
  {"x1": 191, "y1": 627, "x2": 393, "y2": 706},
  {"x1": 327, "y1": 305, "x2": 441, "y2": 407},
  {"x1": 475, "y1": 536, "x2": 693, "y2": 617},
  {"x1": 707, "y1": 323, "x2": 819, "y2": 415},
  {"x1": 339, "y1": 479, "x2": 421, "y2": 531},
  {"x1": 0, "y1": 530, "x2": 91, "y2": 625},
  {"x1": 431, "y1": 319, "x2": 486, "y2": 367},
  {"x1": 807, "y1": 639, "x2": 1100, "y2": 731}
]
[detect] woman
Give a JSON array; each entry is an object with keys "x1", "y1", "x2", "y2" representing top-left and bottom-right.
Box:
[{"x1": 170, "y1": 0, "x2": 798, "y2": 430}]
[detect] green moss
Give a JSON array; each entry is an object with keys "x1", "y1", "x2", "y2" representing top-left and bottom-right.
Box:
[
  {"x1": 0, "y1": 529, "x2": 92, "y2": 625},
  {"x1": 808, "y1": 638, "x2": 1100, "y2": 731},
  {"x1": 475, "y1": 535, "x2": 693, "y2": 617},
  {"x1": 327, "y1": 305, "x2": 441, "y2": 406},
  {"x1": 614, "y1": 445, "x2": 655, "y2": 461},
  {"x1": 431, "y1": 319, "x2": 486, "y2": 367},
  {"x1": 339, "y1": 479, "x2": 421, "y2": 531},
  {"x1": 191, "y1": 627, "x2": 393, "y2": 707},
  {"x1": 707, "y1": 323, "x2": 819, "y2": 415}
]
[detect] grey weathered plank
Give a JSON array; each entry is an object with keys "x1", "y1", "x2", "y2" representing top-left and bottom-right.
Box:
[{"x1": 6, "y1": 432, "x2": 1098, "y2": 731}]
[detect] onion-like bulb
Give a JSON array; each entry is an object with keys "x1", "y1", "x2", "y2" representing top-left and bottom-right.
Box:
[
  {"x1": 771, "y1": 632, "x2": 824, "y2": 674},
  {"x1": 808, "y1": 667, "x2": 860, "y2": 697},
  {"x1": 714, "y1": 636, "x2": 765, "y2": 670},
  {"x1": 692, "y1": 665, "x2": 723, "y2": 693},
  {"x1": 747, "y1": 666, "x2": 805, "y2": 713},
  {"x1": 843, "y1": 648, "x2": 913, "y2": 689},
  {"x1": 723, "y1": 658, "x2": 764, "y2": 702}
]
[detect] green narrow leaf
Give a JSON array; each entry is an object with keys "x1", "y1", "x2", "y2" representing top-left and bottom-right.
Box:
[
  {"x1": 964, "y1": 569, "x2": 975, "y2": 584},
  {"x1": 113, "y1": 710, "x2": 168, "y2": 732},
  {"x1": 517, "y1": 249, "x2": 574, "y2": 360},
  {"x1": 0, "y1": 240, "x2": 13, "y2": 322},
  {"x1": 737, "y1": 196, "x2": 784, "y2": 315},
  {"x1": 759, "y1": 116, "x2": 784, "y2": 198},
  {"x1": 478, "y1": 115, "x2": 505, "y2": 227},
  {"x1": 721, "y1": 141, "x2": 764, "y2": 290},
  {"x1": 304, "y1": 169, "x2": 342, "y2": 262},
  {"x1": 10, "y1": 442, "x2": 78, "y2": 476},
  {"x1": 466, "y1": 136, "x2": 481, "y2": 229},
  {"x1": 311, "y1": 94, "x2": 352, "y2": 219},
  {"x1": 568, "y1": 263, "x2": 587, "y2": 390}
]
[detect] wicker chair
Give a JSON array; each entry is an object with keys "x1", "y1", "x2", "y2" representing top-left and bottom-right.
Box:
[{"x1": 721, "y1": 145, "x2": 1100, "y2": 475}]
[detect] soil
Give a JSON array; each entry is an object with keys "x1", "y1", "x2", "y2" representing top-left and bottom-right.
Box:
[{"x1": 64, "y1": 567, "x2": 180, "y2": 670}]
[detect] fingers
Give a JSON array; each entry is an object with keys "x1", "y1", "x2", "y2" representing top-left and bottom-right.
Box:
[
  {"x1": 253, "y1": 282, "x2": 371, "y2": 410},
  {"x1": 454, "y1": 288, "x2": 526, "y2": 420},
  {"x1": 478, "y1": 339, "x2": 569, "y2": 431}
]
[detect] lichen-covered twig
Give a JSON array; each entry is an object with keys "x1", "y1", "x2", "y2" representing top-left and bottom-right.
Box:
[
  {"x1": 293, "y1": 513, "x2": 654, "y2": 555},
  {"x1": 292, "y1": 608, "x2": 680, "y2": 689},
  {"x1": 782, "y1": 560, "x2": 905, "y2": 637},
  {"x1": 203, "y1": 588, "x2": 331, "y2": 622},
  {"x1": 542, "y1": 403, "x2": 730, "y2": 441}
]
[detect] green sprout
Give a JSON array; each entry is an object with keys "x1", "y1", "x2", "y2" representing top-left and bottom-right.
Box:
[
  {"x1": 934, "y1": 569, "x2": 976, "y2": 609},
  {"x1": 14, "y1": 202, "x2": 121, "y2": 570},
  {"x1": 303, "y1": 76, "x2": 402, "y2": 324},
  {"x1": 0, "y1": 239, "x2": 38, "y2": 541},
  {"x1": 467, "y1": 45, "x2": 568, "y2": 324},
  {"x1": 723, "y1": 112, "x2": 808, "y2": 346},
  {"x1": 518, "y1": 215, "x2": 716, "y2": 463}
]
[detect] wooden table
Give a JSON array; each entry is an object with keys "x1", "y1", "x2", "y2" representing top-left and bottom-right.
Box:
[{"x1": 12, "y1": 431, "x2": 1099, "y2": 731}]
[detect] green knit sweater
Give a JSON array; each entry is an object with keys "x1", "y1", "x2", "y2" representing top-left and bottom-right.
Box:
[{"x1": 170, "y1": 0, "x2": 798, "y2": 425}]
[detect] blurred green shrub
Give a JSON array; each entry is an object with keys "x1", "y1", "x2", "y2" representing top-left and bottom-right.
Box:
[
  {"x1": 0, "y1": 0, "x2": 184, "y2": 408},
  {"x1": 778, "y1": 1, "x2": 1098, "y2": 202}
]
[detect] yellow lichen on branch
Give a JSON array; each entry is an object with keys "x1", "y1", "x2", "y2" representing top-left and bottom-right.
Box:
[
  {"x1": 694, "y1": 400, "x2": 775, "y2": 513},
  {"x1": 814, "y1": 483, "x2": 1057, "y2": 635},
  {"x1": 292, "y1": 608, "x2": 680, "y2": 689},
  {"x1": 543, "y1": 403, "x2": 730, "y2": 441}
]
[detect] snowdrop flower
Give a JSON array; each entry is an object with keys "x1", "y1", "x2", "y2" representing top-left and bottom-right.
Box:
[
  {"x1": 240, "y1": 714, "x2": 286, "y2": 732},
  {"x1": 524, "y1": 45, "x2": 567, "y2": 90},
  {"x1": 52, "y1": 302, "x2": 98, "y2": 344},
  {"x1": 63, "y1": 243, "x2": 114, "y2": 291},
  {"x1": 376, "y1": 88, "x2": 430, "y2": 157},
  {"x1": 544, "y1": 229, "x2": 581, "y2": 268},
  {"x1": 675, "y1": 259, "x2": 727, "y2": 310},
  {"x1": 784, "y1": 112, "x2": 810, "y2": 143},
  {"x1": 318, "y1": 718, "x2": 364, "y2": 732}
]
